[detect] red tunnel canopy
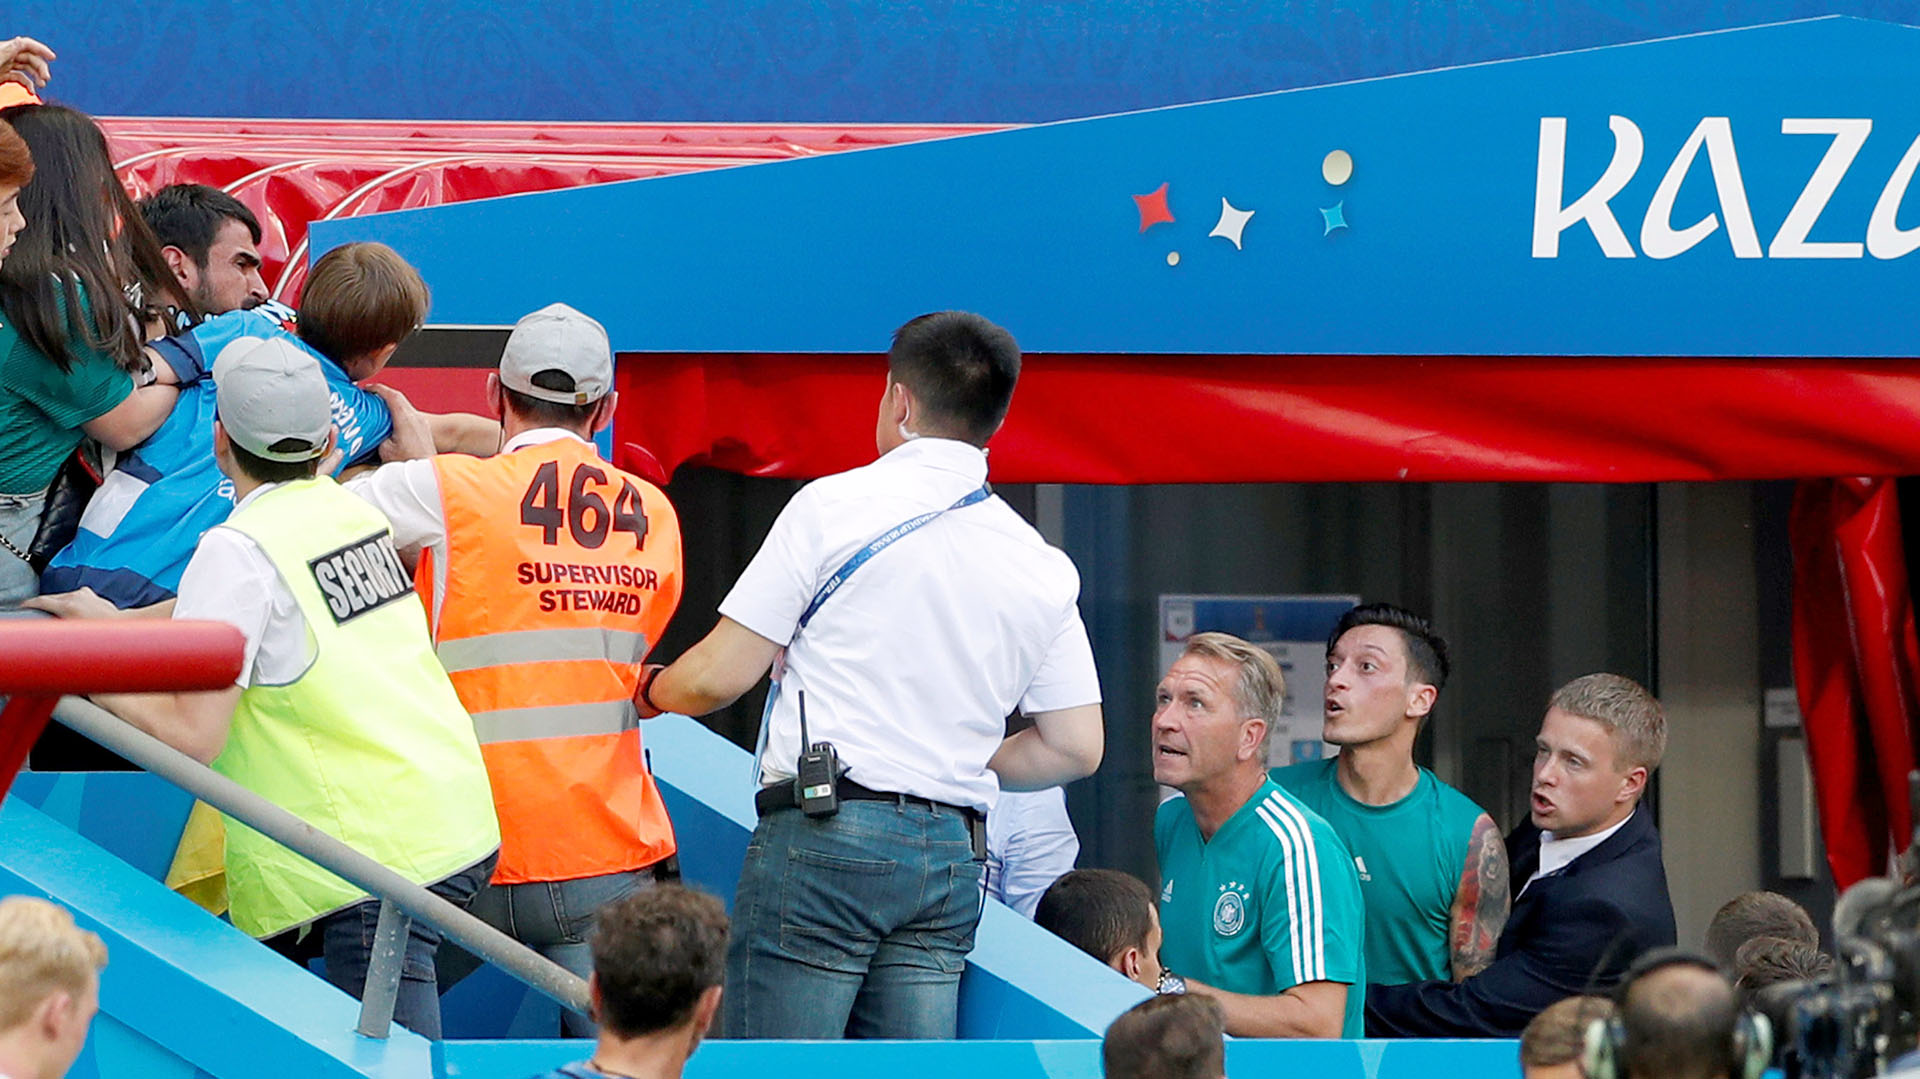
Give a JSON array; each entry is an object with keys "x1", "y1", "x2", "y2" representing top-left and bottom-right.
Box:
[
  {"x1": 104, "y1": 117, "x2": 1920, "y2": 486},
  {"x1": 104, "y1": 117, "x2": 1001, "y2": 305},
  {"x1": 607, "y1": 353, "x2": 1920, "y2": 485}
]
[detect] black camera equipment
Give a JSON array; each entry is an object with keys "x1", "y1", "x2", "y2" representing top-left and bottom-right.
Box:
[{"x1": 1772, "y1": 774, "x2": 1920, "y2": 1079}]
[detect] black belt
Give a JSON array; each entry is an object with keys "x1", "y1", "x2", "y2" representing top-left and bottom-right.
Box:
[{"x1": 754, "y1": 775, "x2": 982, "y2": 824}]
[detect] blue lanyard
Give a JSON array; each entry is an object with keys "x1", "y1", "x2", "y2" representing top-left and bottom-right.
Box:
[
  {"x1": 795, "y1": 483, "x2": 992, "y2": 631},
  {"x1": 751, "y1": 482, "x2": 991, "y2": 783}
]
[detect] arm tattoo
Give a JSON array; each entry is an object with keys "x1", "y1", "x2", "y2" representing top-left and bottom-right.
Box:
[{"x1": 1449, "y1": 814, "x2": 1510, "y2": 980}]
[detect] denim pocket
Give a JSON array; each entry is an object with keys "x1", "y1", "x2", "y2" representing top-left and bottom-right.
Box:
[
  {"x1": 920, "y1": 858, "x2": 987, "y2": 972},
  {"x1": 777, "y1": 845, "x2": 896, "y2": 971}
]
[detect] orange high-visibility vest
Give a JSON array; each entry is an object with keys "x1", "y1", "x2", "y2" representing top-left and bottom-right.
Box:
[{"x1": 421, "y1": 435, "x2": 682, "y2": 884}]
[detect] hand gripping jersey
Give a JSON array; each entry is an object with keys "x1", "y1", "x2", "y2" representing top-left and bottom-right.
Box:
[
  {"x1": 421, "y1": 435, "x2": 683, "y2": 884},
  {"x1": 42, "y1": 303, "x2": 391, "y2": 608}
]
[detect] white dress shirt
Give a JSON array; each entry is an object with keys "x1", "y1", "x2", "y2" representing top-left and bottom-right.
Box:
[
  {"x1": 1520, "y1": 810, "x2": 1636, "y2": 897},
  {"x1": 986, "y1": 786, "x2": 1081, "y2": 917},
  {"x1": 720, "y1": 437, "x2": 1101, "y2": 813}
]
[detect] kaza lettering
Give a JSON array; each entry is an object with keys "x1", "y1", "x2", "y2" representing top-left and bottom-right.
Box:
[{"x1": 1533, "y1": 115, "x2": 1920, "y2": 260}]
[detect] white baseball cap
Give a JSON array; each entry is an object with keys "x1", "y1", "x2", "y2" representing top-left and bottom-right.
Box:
[
  {"x1": 214, "y1": 337, "x2": 333, "y2": 462},
  {"x1": 499, "y1": 303, "x2": 613, "y2": 405}
]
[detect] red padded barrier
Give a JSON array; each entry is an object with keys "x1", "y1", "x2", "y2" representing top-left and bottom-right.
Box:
[{"x1": 0, "y1": 620, "x2": 244, "y2": 798}]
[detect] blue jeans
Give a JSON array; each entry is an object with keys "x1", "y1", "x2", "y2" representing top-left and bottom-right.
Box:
[
  {"x1": 319, "y1": 853, "x2": 495, "y2": 1040},
  {"x1": 0, "y1": 488, "x2": 45, "y2": 609},
  {"x1": 722, "y1": 798, "x2": 986, "y2": 1039},
  {"x1": 466, "y1": 869, "x2": 648, "y2": 1036}
]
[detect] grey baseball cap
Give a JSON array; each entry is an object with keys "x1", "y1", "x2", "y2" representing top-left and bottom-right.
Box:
[
  {"x1": 214, "y1": 337, "x2": 333, "y2": 462},
  {"x1": 499, "y1": 302, "x2": 612, "y2": 405}
]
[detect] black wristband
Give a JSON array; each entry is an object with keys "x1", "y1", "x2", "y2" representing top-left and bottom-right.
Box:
[{"x1": 638, "y1": 666, "x2": 664, "y2": 712}]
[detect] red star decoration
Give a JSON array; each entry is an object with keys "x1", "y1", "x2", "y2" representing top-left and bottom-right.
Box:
[{"x1": 1133, "y1": 183, "x2": 1175, "y2": 232}]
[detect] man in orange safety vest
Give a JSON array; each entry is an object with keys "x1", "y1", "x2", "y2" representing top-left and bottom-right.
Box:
[{"x1": 346, "y1": 303, "x2": 682, "y2": 1034}]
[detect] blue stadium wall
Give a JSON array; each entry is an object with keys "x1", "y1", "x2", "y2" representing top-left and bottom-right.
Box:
[{"x1": 28, "y1": 2, "x2": 1920, "y2": 123}]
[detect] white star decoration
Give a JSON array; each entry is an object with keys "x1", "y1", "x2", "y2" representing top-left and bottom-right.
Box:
[{"x1": 1209, "y1": 198, "x2": 1255, "y2": 250}]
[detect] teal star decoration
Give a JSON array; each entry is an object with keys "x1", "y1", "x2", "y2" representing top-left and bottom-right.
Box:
[{"x1": 1321, "y1": 201, "x2": 1348, "y2": 235}]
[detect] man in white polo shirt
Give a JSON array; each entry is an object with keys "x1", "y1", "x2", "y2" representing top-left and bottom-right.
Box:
[{"x1": 638, "y1": 310, "x2": 1105, "y2": 1039}]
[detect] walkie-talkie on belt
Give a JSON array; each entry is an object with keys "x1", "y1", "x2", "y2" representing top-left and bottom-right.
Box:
[{"x1": 794, "y1": 690, "x2": 841, "y2": 818}]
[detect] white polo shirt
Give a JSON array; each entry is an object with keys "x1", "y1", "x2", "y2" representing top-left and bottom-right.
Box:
[
  {"x1": 720, "y1": 437, "x2": 1101, "y2": 813},
  {"x1": 172, "y1": 482, "x2": 314, "y2": 688}
]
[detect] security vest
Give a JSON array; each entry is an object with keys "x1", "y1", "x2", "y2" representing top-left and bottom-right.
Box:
[
  {"x1": 217, "y1": 477, "x2": 500, "y2": 939},
  {"x1": 420, "y1": 433, "x2": 682, "y2": 885}
]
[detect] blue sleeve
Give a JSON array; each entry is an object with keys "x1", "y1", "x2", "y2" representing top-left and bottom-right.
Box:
[
  {"x1": 328, "y1": 380, "x2": 393, "y2": 472},
  {"x1": 174, "y1": 307, "x2": 297, "y2": 384},
  {"x1": 149, "y1": 333, "x2": 209, "y2": 385}
]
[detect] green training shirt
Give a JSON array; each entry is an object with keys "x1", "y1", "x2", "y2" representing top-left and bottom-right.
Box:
[
  {"x1": 0, "y1": 295, "x2": 134, "y2": 494},
  {"x1": 1272, "y1": 757, "x2": 1487, "y2": 985},
  {"x1": 1155, "y1": 778, "x2": 1367, "y2": 1037}
]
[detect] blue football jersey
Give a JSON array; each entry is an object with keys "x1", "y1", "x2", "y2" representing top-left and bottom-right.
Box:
[{"x1": 42, "y1": 303, "x2": 392, "y2": 608}]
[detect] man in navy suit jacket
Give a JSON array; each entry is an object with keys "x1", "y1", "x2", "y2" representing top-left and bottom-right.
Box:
[{"x1": 1366, "y1": 674, "x2": 1678, "y2": 1037}]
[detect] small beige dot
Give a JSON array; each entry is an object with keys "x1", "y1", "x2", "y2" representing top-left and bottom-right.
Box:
[
  {"x1": 1167, "y1": 251, "x2": 1181, "y2": 266},
  {"x1": 1323, "y1": 149, "x2": 1354, "y2": 186}
]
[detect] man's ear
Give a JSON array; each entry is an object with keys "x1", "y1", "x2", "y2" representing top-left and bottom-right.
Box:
[
  {"x1": 354, "y1": 342, "x2": 401, "y2": 380},
  {"x1": 1116, "y1": 946, "x2": 1142, "y2": 980},
  {"x1": 891, "y1": 379, "x2": 916, "y2": 428},
  {"x1": 484, "y1": 373, "x2": 506, "y2": 422},
  {"x1": 587, "y1": 971, "x2": 604, "y2": 1026},
  {"x1": 1238, "y1": 717, "x2": 1270, "y2": 763},
  {"x1": 34, "y1": 989, "x2": 73, "y2": 1041},
  {"x1": 1617, "y1": 764, "x2": 1649, "y2": 805},
  {"x1": 687, "y1": 983, "x2": 722, "y2": 1050},
  {"x1": 1407, "y1": 682, "x2": 1438, "y2": 721},
  {"x1": 161, "y1": 245, "x2": 195, "y2": 288},
  {"x1": 590, "y1": 390, "x2": 619, "y2": 434}
]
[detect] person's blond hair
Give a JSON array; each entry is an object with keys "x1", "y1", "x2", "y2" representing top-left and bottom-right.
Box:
[
  {"x1": 1521, "y1": 994, "x2": 1614, "y2": 1068},
  {"x1": 1180, "y1": 632, "x2": 1285, "y2": 758},
  {"x1": 0, "y1": 897, "x2": 107, "y2": 1029},
  {"x1": 1550, "y1": 673, "x2": 1667, "y2": 772}
]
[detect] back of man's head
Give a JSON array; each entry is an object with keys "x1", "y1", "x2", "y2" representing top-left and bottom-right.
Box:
[
  {"x1": 213, "y1": 337, "x2": 335, "y2": 485},
  {"x1": 1036, "y1": 869, "x2": 1155, "y2": 970},
  {"x1": 496, "y1": 302, "x2": 613, "y2": 433},
  {"x1": 297, "y1": 241, "x2": 429, "y2": 366},
  {"x1": 1731, "y1": 936, "x2": 1831, "y2": 1001},
  {"x1": 590, "y1": 885, "x2": 728, "y2": 1041},
  {"x1": 1102, "y1": 995, "x2": 1226, "y2": 1079},
  {"x1": 1327, "y1": 602, "x2": 1451, "y2": 694},
  {"x1": 1705, "y1": 892, "x2": 1819, "y2": 970},
  {"x1": 0, "y1": 897, "x2": 107, "y2": 1079},
  {"x1": 1618, "y1": 960, "x2": 1742, "y2": 1079},
  {"x1": 886, "y1": 311, "x2": 1020, "y2": 446},
  {"x1": 138, "y1": 183, "x2": 261, "y2": 267},
  {"x1": 1521, "y1": 995, "x2": 1613, "y2": 1079}
]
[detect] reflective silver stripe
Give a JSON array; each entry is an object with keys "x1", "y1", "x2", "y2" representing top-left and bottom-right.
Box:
[
  {"x1": 470, "y1": 699, "x2": 639, "y2": 744},
  {"x1": 437, "y1": 627, "x2": 651, "y2": 674}
]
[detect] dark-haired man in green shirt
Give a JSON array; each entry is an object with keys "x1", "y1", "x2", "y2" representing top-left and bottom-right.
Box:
[{"x1": 1273, "y1": 603, "x2": 1507, "y2": 985}]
